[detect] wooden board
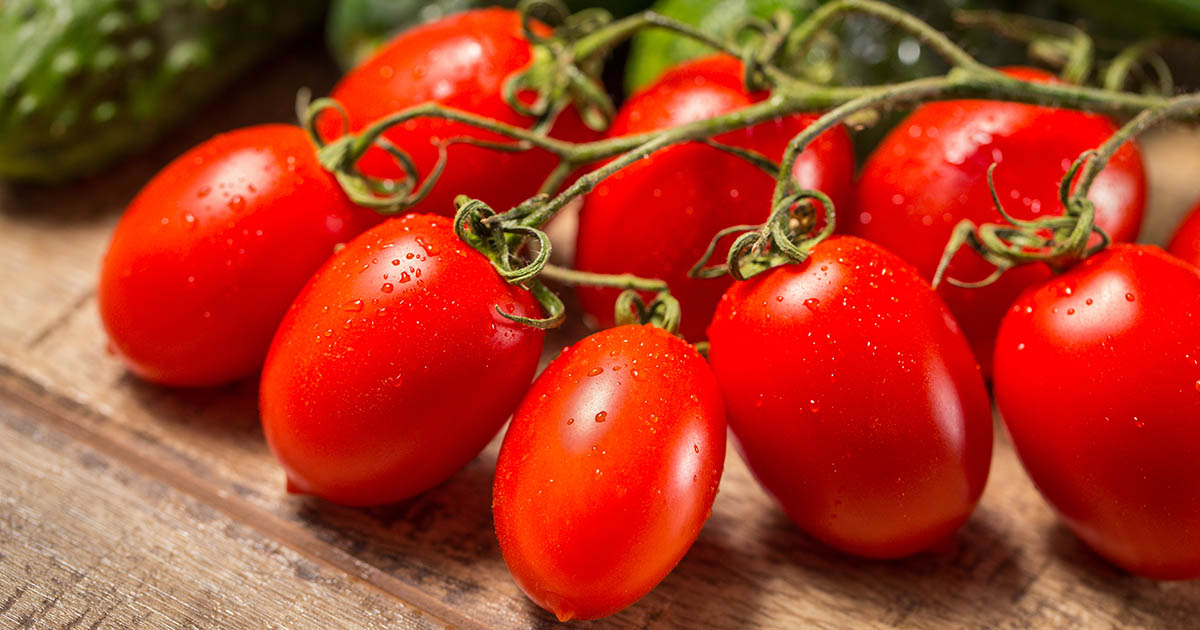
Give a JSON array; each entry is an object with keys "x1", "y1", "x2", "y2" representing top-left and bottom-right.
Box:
[{"x1": 3, "y1": 45, "x2": 1200, "y2": 629}]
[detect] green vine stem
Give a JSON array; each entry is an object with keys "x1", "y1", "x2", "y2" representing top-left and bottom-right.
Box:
[
  {"x1": 536, "y1": 263, "x2": 681, "y2": 334},
  {"x1": 310, "y1": 0, "x2": 1200, "y2": 324},
  {"x1": 953, "y1": 9, "x2": 1094, "y2": 84}
]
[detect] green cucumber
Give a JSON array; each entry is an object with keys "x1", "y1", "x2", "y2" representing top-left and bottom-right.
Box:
[{"x1": 0, "y1": 0, "x2": 326, "y2": 183}]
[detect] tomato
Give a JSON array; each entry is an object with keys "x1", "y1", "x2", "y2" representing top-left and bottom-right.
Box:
[
  {"x1": 850, "y1": 67, "x2": 1146, "y2": 376},
  {"x1": 574, "y1": 55, "x2": 855, "y2": 340},
  {"x1": 706, "y1": 236, "x2": 993, "y2": 558},
  {"x1": 260, "y1": 214, "x2": 544, "y2": 506},
  {"x1": 318, "y1": 8, "x2": 598, "y2": 216},
  {"x1": 493, "y1": 324, "x2": 725, "y2": 621},
  {"x1": 994, "y1": 244, "x2": 1200, "y2": 579},
  {"x1": 1167, "y1": 199, "x2": 1200, "y2": 268},
  {"x1": 98, "y1": 124, "x2": 380, "y2": 387}
]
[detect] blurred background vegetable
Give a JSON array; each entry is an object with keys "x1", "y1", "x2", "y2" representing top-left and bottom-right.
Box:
[{"x1": 0, "y1": 0, "x2": 325, "y2": 183}]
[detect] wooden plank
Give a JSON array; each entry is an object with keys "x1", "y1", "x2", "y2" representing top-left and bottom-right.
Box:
[
  {"x1": 2, "y1": 45, "x2": 1200, "y2": 628},
  {"x1": 0, "y1": 382, "x2": 452, "y2": 630}
]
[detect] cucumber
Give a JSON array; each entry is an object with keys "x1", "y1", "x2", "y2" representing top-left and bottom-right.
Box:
[
  {"x1": 0, "y1": 0, "x2": 326, "y2": 183},
  {"x1": 327, "y1": 0, "x2": 654, "y2": 71}
]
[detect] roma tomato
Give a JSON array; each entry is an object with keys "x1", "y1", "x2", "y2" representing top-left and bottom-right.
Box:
[
  {"x1": 318, "y1": 8, "x2": 598, "y2": 216},
  {"x1": 994, "y1": 244, "x2": 1200, "y2": 579},
  {"x1": 707, "y1": 236, "x2": 993, "y2": 558},
  {"x1": 1167, "y1": 199, "x2": 1200, "y2": 268},
  {"x1": 98, "y1": 124, "x2": 381, "y2": 387},
  {"x1": 260, "y1": 214, "x2": 544, "y2": 506},
  {"x1": 494, "y1": 324, "x2": 725, "y2": 621},
  {"x1": 575, "y1": 55, "x2": 855, "y2": 340},
  {"x1": 850, "y1": 67, "x2": 1146, "y2": 375}
]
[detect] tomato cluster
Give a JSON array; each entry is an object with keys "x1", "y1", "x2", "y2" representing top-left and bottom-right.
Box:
[{"x1": 96, "y1": 6, "x2": 1200, "y2": 624}]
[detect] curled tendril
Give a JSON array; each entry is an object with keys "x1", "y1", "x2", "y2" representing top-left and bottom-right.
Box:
[
  {"x1": 452, "y1": 196, "x2": 563, "y2": 329},
  {"x1": 303, "y1": 97, "x2": 452, "y2": 213},
  {"x1": 614, "y1": 290, "x2": 682, "y2": 335},
  {"x1": 690, "y1": 189, "x2": 837, "y2": 282},
  {"x1": 503, "y1": 0, "x2": 616, "y2": 132},
  {"x1": 932, "y1": 161, "x2": 1110, "y2": 289}
]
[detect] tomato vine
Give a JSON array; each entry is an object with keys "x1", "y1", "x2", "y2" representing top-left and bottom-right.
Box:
[{"x1": 308, "y1": 0, "x2": 1200, "y2": 327}]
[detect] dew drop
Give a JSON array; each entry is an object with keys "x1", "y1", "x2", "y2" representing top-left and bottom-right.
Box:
[
  {"x1": 594, "y1": 411, "x2": 607, "y2": 423},
  {"x1": 1125, "y1": 292, "x2": 1136, "y2": 302},
  {"x1": 343, "y1": 299, "x2": 364, "y2": 312},
  {"x1": 566, "y1": 417, "x2": 575, "y2": 425},
  {"x1": 803, "y1": 298, "x2": 820, "y2": 311},
  {"x1": 587, "y1": 367, "x2": 603, "y2": 377},
  {"x1": 381, "y1": 283, "x2": 394, "y2": 293}
]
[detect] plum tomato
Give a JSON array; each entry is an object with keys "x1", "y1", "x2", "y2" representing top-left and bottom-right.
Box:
[
  {"x1": 318, "y1": 8, "x2": 599, "y2": 217},
  {"x1": 493, "y1": 324, "x2": 725, "y2": 621},
  {"x1": 994, "y1": 244, "x2": 1200, "y2": 580},
  {"x1": 98, "y1": 124, "x2": 382, "y2": 387},
  {"x1": 706, "y1": 236, "x2": 993, "y2": 558},
  {"x1": 575, "y1": 55, "x2": 855, "y2": 340},
  {"x1": 850, "y1": 67, "x2": 1146, "y2": 375},
  {"x1": 1167, "y1": 199, "x2": 1200, "y2": 268},
  {"x1": 260, "y1": 214, "x2": 545, "y2": 506}
]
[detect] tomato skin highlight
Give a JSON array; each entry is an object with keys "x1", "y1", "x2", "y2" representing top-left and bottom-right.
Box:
[
  {"x1": 260, "y1": 214, "x2": 544, "y2": 507},
  {"x1": 1167, "y1": 200, "x2": 1200, "y2": 268},
  {"x1": 575, "y1": 55, "x2": 855, "y2": 340},
  {"x1": 706, "y1": 236, "x2": 993, "y2": 558},
  {"x1": 493, "y1": 324, "x2": 726, "y2": 621},
  {"x1": 994, "y1": 244, "x2": 1200, "y2": 580},
  {"x1": 98, "y1": 124, "x2": 381, "y2": 387},
  {"x1": 850, "y1": 67, "x2": 1146, "y2": 375},
  {"x1": 319, "y1": 8, "x2": 598, "y2": 217}
]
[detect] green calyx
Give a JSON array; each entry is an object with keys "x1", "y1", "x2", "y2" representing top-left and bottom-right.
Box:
[
  {"x1": 691, "y1": 189, "x2": 837, "y2": 282},
  {"x1": 453, "y1": 195, "x2": 565, "y2": 330},
  {"x1": 614, "y1": 290, "x2": 682, "y2": 335},
  {"x1": 933, "y1": 160, "x2": 1106, "y2": 289}
]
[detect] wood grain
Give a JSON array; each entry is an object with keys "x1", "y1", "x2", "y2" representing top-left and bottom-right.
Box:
[{"x1": 2, "y1": 46, "x2": 1200, "y2": 629}]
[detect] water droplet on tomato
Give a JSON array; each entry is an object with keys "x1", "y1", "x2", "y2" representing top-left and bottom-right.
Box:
[
  {"x1": 343, "y1": 299, "x2": 363, "y2": 312},
  {"x1": 381, "y1": 283, "x2": 394, "y2": 293},
  {"x1": 587, "y1": 367, "x2": 603, "y2": 377},
  {"x1": 1125, "y1": 292, "x2": 1136, "y2": 302},
  {"x1": 415, "y1": 235, "x2": 439, "y2": 256},
  {"x1": 1133, "y1": 416, "x2": 1144, "y2": 428},
  {"x1": 228, "y1": 195, "x2": 245, "y2": 211},
  {"x1": 399, "y1": 272, "x2": 411, "y2": 283},
  {"x1": 594, "y1": 411, "x2": 607, "y2": 423},
  {"x1": 566, "y1": 417, "x2": 575, "y2": 425},
  {"x1": 196, "y1": 185, "x2": 211, "y2": 198},
  {"x1": 804, "y1": 298, "x2": 820, "y2": 311}
]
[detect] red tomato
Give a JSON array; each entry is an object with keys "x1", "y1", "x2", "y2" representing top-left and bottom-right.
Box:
[
  {"x1": 850, "y1": 67, "x2": 1146, "y2": 375},
  {"x1": 994, "y1": 244, "x2": 1200, "y2": 579},
  {"x1": 574, "y1": 55, "x2": 855, "y2": 340},
  {"x1": 1167, "y1": 199, "x2": 1200, "y2": 268},
  {"x1": 318, "y1": 8, "x2": 598, "y2": 216},
  {"x1": 260, "y1": 214, "x2": 544, "y2": 506},
  {"x1": 493, "y1": 324, "x2": 725, "y2": 621},
  {"x1": 706, "y1": 236, "x2": 993, "y2": 558},
  {"x1": 98, "y1": 124, "x2": 380, "y2": 387}
]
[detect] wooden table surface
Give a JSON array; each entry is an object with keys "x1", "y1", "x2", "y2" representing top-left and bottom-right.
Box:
[{"x1": 3, "y1": 46, "x2": 1200, "y2": 630}]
